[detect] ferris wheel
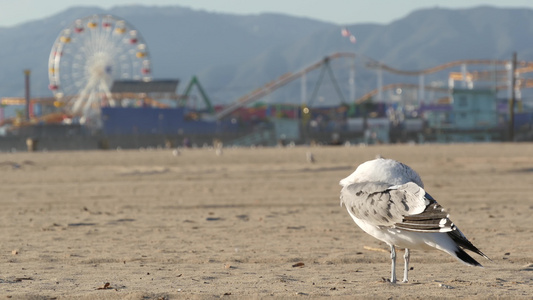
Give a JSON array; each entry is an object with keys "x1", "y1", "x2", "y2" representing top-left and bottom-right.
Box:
[{"x1": 48, "y1": 14, "x2": 151, "y2": 123}]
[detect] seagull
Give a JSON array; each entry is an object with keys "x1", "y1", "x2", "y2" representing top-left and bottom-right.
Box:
[
  {"x1": 172, "y1": 149, "x2": 180, "y2": 156},
  {"x1": 306, "y1": 151, "x2": 315, "y2": 163},
  {"x1": 339, "y1": 158, "x2": 489, "y2": 283}
]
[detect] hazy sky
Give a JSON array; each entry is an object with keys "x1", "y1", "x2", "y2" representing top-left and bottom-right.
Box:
[{"x1": 2, "y1": 0, "x2": 533, "y2": 27}]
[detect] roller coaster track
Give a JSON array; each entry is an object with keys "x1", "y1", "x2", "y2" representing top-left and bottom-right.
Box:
[
  {"x1": 355, "y1": 84, "x2": 449, "y2": 104},
  {"x1": 214, "y1": 52, "x2": 356, "y2": 120},
  {"x1": 355, "y1": 79, "x2": 533, "y2": 104},
  {"x1": 366, "y1": 59, "x2": 533, "y2": 76},
  {"x1": 356, "y1": 73, "x2": 533, "y2": 104},
  {"x1": 216, "y1": 53, "x2": 533, "y2": 119}
]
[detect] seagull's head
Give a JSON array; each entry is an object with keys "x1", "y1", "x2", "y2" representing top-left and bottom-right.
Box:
[{"x1": 340, "y1": 158, "x2": 424, "y2": 188}]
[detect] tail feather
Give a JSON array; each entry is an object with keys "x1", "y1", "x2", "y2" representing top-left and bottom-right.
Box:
[
  {"x1": 447, "y1": 230, "x2": 491, "y2": 261},
  {"x1": 455, "y1": 247, "x2": 483, "y2": 267},
  {"x1": 446, "y1": 230, "x2": 491, "y2": 267}
]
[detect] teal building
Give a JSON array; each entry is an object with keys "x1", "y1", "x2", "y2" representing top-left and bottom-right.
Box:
[{"x1": 451, "y1": 89, "x2": 499, "y2": 129}]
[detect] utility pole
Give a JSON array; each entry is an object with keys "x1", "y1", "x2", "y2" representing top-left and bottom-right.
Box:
[
  {"x1": 509, "y1": 52, "x2": 517, "y2": 142},
  {"x1": 24, "y1": 69, "x2": 31, "y2": 122}
]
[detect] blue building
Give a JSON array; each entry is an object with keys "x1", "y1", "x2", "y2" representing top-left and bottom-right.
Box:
[
  {"x1": 101, "y1": 107, "x2": 238, "y2": 136},
  {"x1": 423, "y1": 89, "x2": 504, "y2": 142},
  {"x1": 451, "y1": 89, "x2": 499, "y2": 130}
]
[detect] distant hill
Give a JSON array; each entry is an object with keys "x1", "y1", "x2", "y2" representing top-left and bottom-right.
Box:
[{"x1": 1, "y1": 5, "x2": 533, "y2": 105}]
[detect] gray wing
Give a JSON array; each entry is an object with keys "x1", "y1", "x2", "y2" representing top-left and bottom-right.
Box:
[{"x1": 340, "y1": 181, "x2": 454, "y2": 232}]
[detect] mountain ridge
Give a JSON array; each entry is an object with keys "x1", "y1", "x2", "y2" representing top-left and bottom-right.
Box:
[{"x1": 1, "y1": 5, "x2": 532, "y2": 105}]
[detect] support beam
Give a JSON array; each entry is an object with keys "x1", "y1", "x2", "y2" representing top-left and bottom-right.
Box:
[
  {"x1": 418, "y1": 74, "x2": 425, "y2": 104},
  {"x1": 349, "y1": 58, "x2": 355, "y2": 102},
  {"x1": 24, "y1": 69, "x2": 31, "y2": 121},
  {"x1": 377, "y1": 65, "x2": 383, "y2": 101},
  {"x1": 301, "y1": 72, "x2": 307, "y2": 105},
  {"x1": 461, "y1": 63, "x2": 467, "y2": 88},
  {"x1": 509, "y1": 52, "x2": 517, "y2": 142}
]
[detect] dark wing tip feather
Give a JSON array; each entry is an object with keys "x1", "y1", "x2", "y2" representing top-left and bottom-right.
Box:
[
  {"x1": 455, "y1": 248, "x2": 483, "y2": 267},
  {"x1": 448, "y1": 230, "x2": 491, "y2": 261}
]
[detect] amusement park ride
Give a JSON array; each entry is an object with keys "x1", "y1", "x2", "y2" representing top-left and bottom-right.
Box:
[
  {"x1": 1, "y1": 14, "x2": 153, "y2": 127},
  {"x1": 47, "y1": 14, "x2": 152, "y2": 127},
  {"x1": 2, "y1": 14, "x2": 533, "y2": 135}
]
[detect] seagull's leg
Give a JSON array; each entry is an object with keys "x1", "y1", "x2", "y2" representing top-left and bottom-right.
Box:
[
  {"x1": 403, "y1": 248, "x2": 410, "y2": 283},
  {"x1": 390, "y1": 244, "x2": 397, "y2": 283}
]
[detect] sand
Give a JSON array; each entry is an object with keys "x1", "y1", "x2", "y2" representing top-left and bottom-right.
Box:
[{"x1": 0, "y1": 143, "x2": 532, "y2": 299}]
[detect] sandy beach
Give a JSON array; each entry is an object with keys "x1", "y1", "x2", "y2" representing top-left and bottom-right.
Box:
[{"x1": 0, "y1": 143, "x2": 532, "y2": 299}]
